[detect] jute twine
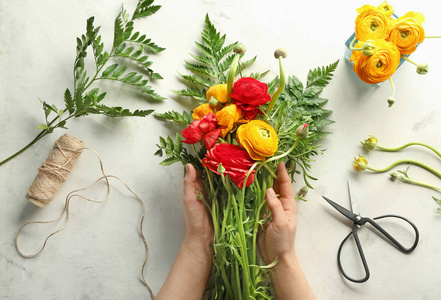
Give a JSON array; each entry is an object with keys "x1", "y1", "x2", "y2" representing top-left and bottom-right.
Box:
[
  {"x1": 26, "y1": 134, "x2": 84, "y2": 208},
  {"x1": 16, "y1": 134, "x2": 155, "y2": 299}
]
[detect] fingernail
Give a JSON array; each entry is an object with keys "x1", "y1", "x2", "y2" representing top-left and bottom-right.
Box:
[
  {"x1": 185, "y1": 164, "x2": 190, "y2": 174},
  {"x1": 268, "y1": 188, "x2": 276, "y2": 198}
]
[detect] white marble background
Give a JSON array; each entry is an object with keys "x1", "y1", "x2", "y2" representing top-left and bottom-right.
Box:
[{"x1": 1, "y1": 0, "x2": 441, "y2": 299}]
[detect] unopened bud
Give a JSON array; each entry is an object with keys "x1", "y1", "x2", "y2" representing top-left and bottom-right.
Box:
[
  {"x1": 233, "y1": 43, "x2": 246, "y2": 55},
  {"x1": 362, "y1": 40, "x2": 375, "y2": 56},
  {"x1": 209, "y1": 96, "x2": 220, "y2": 107},
  {"x1": 295, "y1": 123, "x2": 309, "y2": 138},
  {"x1": 416, "y1": 63, "x2": 428, "y2": 75},
  {"x1": 217, "y1": 163, "x2": 226, "y2": 174},
  {"x1": 274, "y1": 48, "x2": 287, "y2": 59},
  {"x1": 361, "y1": 136, "x2": 378, "y2": 151},
  {"x1": 390, "y1": 172, "x2": 398, "y2": 180},
  {"x1": 299, "y1": 186, "x2": 308, "y2": 196},
  {"x1": 353, "y1": 155, "x2": 368, "y2": 172},
  {"x1": 387, "y1": 97, "x2": 396, "y2": 107}
]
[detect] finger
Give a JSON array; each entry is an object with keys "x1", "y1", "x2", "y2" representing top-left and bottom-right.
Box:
[
  {"x1": 276, "y1": 162, "x2": 296, "y2": 213},
  {"x1": 183, "y1": 163, "x2": 198, "y2": 204},
  {"x1": 265, "y1": 188, "x2": 287, "y2": 224}
]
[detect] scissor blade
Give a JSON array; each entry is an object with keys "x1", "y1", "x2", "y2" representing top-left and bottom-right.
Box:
[
  {"x1": 347, "y1": 180, "x2": 361, "y2": 216},
  {"x1": 322, "y1": 196, "x2": 358, "y2": 222}
]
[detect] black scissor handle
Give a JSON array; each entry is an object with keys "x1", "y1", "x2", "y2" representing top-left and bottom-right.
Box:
[
  {"x1": 368, "y1": 214, "x2": 419, "y2": 252},
  {"x1": 337, "y1": 224, "x2": 370, "y2": 283},
  {"x1": 337, "y1": 215, "x2": 419, "y2": 283}
]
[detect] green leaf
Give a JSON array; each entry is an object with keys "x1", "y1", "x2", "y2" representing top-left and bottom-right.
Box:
[
  {"x1": 113, "y1": 12, "x2": 124, "y2": 48},
  {"x1": 133, "y1": 1, "x2": 161, "y2": 20},
  {"x1": 155, "y1": 110, "x2": 193, "y2": 125},
  {"x1": 64, "y1": 88, "x2": 74, "y2": 114},
  {"x1": 102, "y1": 63, "x2": 119, "y2": 77},
  {"x1": 306, "y1": 60, "x2": 339, "y2": 88},
  {"x1": 37, "y1": 124, "x2": 48, "y2": 130}
]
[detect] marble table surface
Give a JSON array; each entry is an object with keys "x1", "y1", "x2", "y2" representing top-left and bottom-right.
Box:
[{"x1": 1, "y1": 0, "x2": 441, "y2": 299}]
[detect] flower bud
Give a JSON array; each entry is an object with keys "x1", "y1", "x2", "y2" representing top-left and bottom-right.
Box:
[
  {"x1": 274, "y1": 48, "x2": 287, "y2": 59},
  {"x1": 353, "y1": 155, "x2": 368, "y2": 172},
  {"x1": 362, "y1": 40, "x2": 376, "y2": 56},
  {"x1": 233, "y1": 43, "x2": 246, "y2": 55},
  {"x1": 387, "y1": 97, "x2": 396, "y2": 107},
  {"x1": 295, "y1": 123, "x2": 309, "y2": 138},
  {"x1": 377, "y1": 1, "x2": 394, "y2": 17},
  {"x1": 416, "y1": 63, "x2": 429, "y2": 75},
  {"x1": 285, "y1": 160, "x2": 296, "y2": 172},
  {"x1": 217, "y1": 163, "x2": 226, "y2": 174},
  {"x1": 299, "y1": 186, "x2": 308, "y2": 196},
  {"x1": 389, "y1": 172, "x2": 398, "y2": 180},
  {"x1": 209, "y1": 96, "x2": 220, "y2": 107},
  {"x1": 361, "y1": 136, "x2": 378, "y2": 151}
]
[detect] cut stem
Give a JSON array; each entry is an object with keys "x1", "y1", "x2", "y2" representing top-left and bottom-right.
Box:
[
  {"x1": 368, "y1": 159, "x2": 441, "y2": 179},
  {"x1": 376, "y1": 142, "x2": 441, "y2": 159}
]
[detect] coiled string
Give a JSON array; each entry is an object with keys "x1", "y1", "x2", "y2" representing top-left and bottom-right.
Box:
[{"x1": 16, "y1": 139, "x2": 155, "y2": 299}]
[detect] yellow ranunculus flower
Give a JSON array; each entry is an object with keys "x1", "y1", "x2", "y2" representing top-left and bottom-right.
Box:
[
  {"x1": 206, "y1": 84, "x2": 229, "y2": 104},
  {"x1": 215, "y1": 103, "x2": 243, "y2": 138},
  {"x1": 355, "y1": 5, "x2": 390, "y2": 41},
  {"x1": 236, "y1": 120, "x2": 278, "y2": 161},
  {"x1": 377, "y1": 1, "x2": 394, "y2": 18},
  {"x1": 192, "y1": 103, "x2": 215, "y2": 120},
  {"x1": 388, "y1": 12, "x2": 425, "y2": 55},
  {"x1": 350, "y1": 39, "x2": 400, "y2": 84}
]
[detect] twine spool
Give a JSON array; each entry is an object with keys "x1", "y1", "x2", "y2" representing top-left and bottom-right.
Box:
[{"x1": 26, "y1": 134, "x2": 84, "y2": 208}]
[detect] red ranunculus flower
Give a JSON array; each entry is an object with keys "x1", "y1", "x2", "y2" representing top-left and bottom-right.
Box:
[
  {"x1": 182, "y1": 113, "x2": 221, "y2": 150},
  {"x1": 202, "y1": 143, "x2": 256, "y2": 188},
  {"x1": 230, "y1": 77, "x2": 271, "y2": 120}
]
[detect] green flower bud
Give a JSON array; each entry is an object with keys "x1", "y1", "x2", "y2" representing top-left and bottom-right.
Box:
[
  {"x1": 361, "y1": 135, "x2": 378, "y2": 151},
  {"x1": 416, "y1": 63, "x2": 429, "y2": 75},
  {"x1": 389, "y1": 172, "x2": 399, "y2": 180},
  {"x1": 217, "y1": 163, "x2": 226, "y2": 175},
  {"x1": 299, "y1": 186, "x2": 308, "y2": 196},
  {"x1": 387, "y1": 97, "x2": 396, "y2": 107},
  {"x1": 209, "y1": 96, "x2": 220, "y2": 107},
  {"x1": 274, "y1": 48, "x2": 287, "y2": 59},
  {"x1": 362, "y1": 40, "x2": 376, "y2": 56},
  {"x1": 295, "y1": 123, "x2": 309, "y2": 138},
  {"x1": 233, "y1": 43, "x2": 246, "y2": 55},
  {"x1": 285, "y1": 159, "x2": 296, "y2": 171}
]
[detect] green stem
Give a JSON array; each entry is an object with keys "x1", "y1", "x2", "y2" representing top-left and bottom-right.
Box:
[
  {"x1": 256, "y1": 137, "x2": 301, "y2": 173},
  {"x1": 0, "y1": 115, "x2": 61, "y2": 166},
  {"x1": 389, "y1": 77, "x2": 395, "y2": 98},
  {"x1": 393, "y1": 175, "x2": 441, "y2": 192},
  {"x1": 376, "y1": 142, "x2": 441, "y2": 159},
  {"x1": 425, "y1": 36, "x2": 441, "y2": 38},
  {"x1": 227, "y1": 54, "x2": 241, "y2": 102},
  {"x1": 349, "y1": 36, "x2": 362, "y2": 51},
  {"x1": 267, "y1": 56, "x2": 286, "y2": 113},
  {"x1": 401, "y1": 55, "x2": 418, "y2": 66},
  {"x1": 367, "y1": 159, "x2": 441, "y2": 179},
  {"x1": 224, "y1": 177, "x2": 250, "y2": 299}
]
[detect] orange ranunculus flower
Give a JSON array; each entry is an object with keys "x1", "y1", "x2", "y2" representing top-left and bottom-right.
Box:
[
  {"x1": 236, "y1": 120, "x2": 278, "y2": 161},
  {"x1": 350, "y1": 39, "x2": 400, "y2": 84},
  {"x1": 355, "y1": 5, "x2": 390, "y2": 41},
  {"x1": 192, "y1": 103, "x2": 215, "y2": 120},
  {"x1": 215, "y1": 103, "x2": 243, "y2": 138},
  {"x1": 388, "y1": 12, "x2": 425, "y2": 55},
  {"x1": 206, "y1": 84, "x2": 229, "y2": 104}
]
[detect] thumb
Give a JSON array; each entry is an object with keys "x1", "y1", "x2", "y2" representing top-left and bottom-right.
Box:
[{"x1": 266, "y1": 188, "x2": 286, "y2": 224}]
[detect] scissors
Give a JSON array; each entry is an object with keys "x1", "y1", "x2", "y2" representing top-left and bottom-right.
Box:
[{"x1": 322, "y1": 180, "x2": 419, "y2": 283}]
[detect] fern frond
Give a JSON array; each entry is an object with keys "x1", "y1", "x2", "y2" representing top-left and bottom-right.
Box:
[{"x1": 306, "y1": 60, "x2": 339, "y2": 88}]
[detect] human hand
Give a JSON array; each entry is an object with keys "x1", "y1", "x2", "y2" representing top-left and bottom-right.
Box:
[
  {"x1": 183, "y1": 163, "x2": 214, "y2": 247},
  {"x1": 258, "y1": 162, "x2": 298, "y2": 266}
]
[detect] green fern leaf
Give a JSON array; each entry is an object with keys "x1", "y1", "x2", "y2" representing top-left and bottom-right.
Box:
[
  {"x1": 306, "y1": 60, "x2": 339, "y2": 88},
  {"x1": 155, "y1": 110, "x2": 193, "y2": 125}
]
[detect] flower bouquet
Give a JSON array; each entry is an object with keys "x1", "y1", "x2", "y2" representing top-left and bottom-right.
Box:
[
  {"x1": 345, "y1": 1, "x2": 439, "y2": 107},
  {"x1": 156, "y1": 15, "x2": 338, "y2": 299}
]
